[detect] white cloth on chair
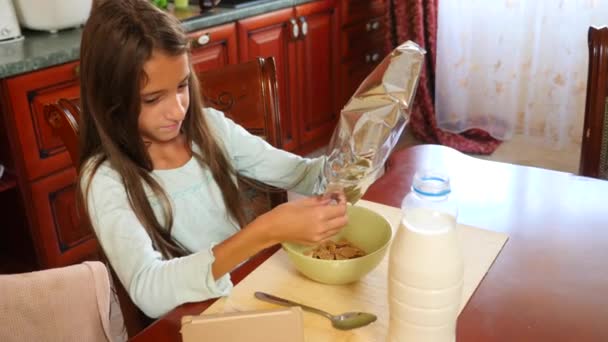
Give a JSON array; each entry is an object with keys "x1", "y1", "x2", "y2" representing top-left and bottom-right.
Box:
[{"x1": 0, "y1": 261, "x2": 115, "y2": 342}]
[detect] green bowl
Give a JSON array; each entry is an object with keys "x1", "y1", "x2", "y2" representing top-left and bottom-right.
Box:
[{"x1": 282, "y1": 205, "x2": 392, "y2": 285}]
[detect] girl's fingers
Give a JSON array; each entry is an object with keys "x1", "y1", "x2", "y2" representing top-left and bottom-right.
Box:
[
  {"x1": 319, "y1": 203, "x2": 348, "y2": 220},
  {"x1": 319, "y1": 230, "x2": 341, "y2": 241},
  {"x1": 312, "y1": 217, "x2": 348, "y2": 242},
  {"x1": 324, "y1": 215, "x2": 348, "y2": 232},
  {"x1": 293, "y1": 195, "x2": 331, "y2": 207},
  {"x1": 336, "y1": 192, "x2": 347, "y2": 205},
  {"x1": 327, "y1": 191, "x2": 346, "y2": 205},
  {"x1": 299, "y1": 218, "x2": 346, "y2": 244}
]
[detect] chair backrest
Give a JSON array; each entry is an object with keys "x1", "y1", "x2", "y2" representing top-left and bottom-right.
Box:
[
  {"x1": 45, "y1": 57, "x2": 283, "y2": 168},
  {"x1": 44, "y1": 56, "x2": 287, "y2": 338},
  {"x1": 0, "y1": 261, "x2": 119, "y2": 342},
  {"x1": 45, "y1": 98, "x2": 81, "y2": 166},
  {"x1": 198, "y1": 57, "x2": 282, "y2": 148},
  {"x1": 198, "y1": 57, "x2": 287, "y2": 212},
  {"x1": 581, "y1": 26, "x2": 608, "y2": 179},
  {"x1": 39, "y1": 92, "x2": 156, "y2": 339}
]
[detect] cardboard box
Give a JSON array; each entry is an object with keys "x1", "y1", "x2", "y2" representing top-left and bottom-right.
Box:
[{"x1": 181, "y1": 306, "x2": 304, "y2": 342}]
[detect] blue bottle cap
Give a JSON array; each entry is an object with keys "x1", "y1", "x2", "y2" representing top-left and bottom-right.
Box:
[{"x1": 412, "y1": 170, "x2": 451, "y2": 197}]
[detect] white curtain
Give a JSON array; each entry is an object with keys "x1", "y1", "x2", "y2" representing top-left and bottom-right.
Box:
[{"x1": 436, "y1": 0, "x2": 608, "y2": 150}]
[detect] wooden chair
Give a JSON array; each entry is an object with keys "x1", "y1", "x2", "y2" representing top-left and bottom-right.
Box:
[
  {"x1": 44, "y1": 56, "x2": 286, "y2": 338},
  {"x1": 581, "y1": 26, "x2": 608, "y2": 179},
  {"x1": 44, "y1": 101, "x2": 154, "y2": 339},
  {"x1": 199, "y1": 56, "x2": 282, "y2": 148},
  {"x1": 44, "y1": 98, "x2": 81, "y2": 167},
  {"x1": 197, "y1": 57, "x2": 287, "y2": 211}
]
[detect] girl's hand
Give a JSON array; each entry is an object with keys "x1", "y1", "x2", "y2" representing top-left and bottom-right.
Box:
[
  {"x1": 253, "y1": 194, "x2": 348, "y2": 245},
  {"x1": 212, "y1": 192, "x2": 347, "y2": 279}
]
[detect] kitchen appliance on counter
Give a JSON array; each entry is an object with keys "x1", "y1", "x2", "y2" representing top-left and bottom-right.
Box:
[
  {"x1": 12, "y1": 0, "x2": 93, "y2": 33},
  {"x1": 199, "y1": 0, "x2": 221, "y2": 11},
  {"x1": 0, "y1": 0, "x2": 23, "y2": 43}
]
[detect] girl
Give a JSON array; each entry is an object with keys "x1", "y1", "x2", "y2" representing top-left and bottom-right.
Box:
[{"x1": 78, "y1": 0, "x2": 347, "y2": 318}]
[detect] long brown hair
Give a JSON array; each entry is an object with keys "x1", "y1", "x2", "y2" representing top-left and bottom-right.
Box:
[{"x1": 78, "y1": 0, "x2": 246, "y2": 259}]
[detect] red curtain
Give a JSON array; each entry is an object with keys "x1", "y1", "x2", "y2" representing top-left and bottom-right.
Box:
[{"x1": 385, "y1": 0, "x2": 500, "y2": 154}]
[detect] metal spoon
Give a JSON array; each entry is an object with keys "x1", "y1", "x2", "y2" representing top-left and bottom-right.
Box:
[{"x1": 254, "y1": 291, "x2": 377, "y2": 330}]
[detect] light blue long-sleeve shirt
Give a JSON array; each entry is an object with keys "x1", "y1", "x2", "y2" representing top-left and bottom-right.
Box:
[{"x1": 83, "y1": 108, "x2": 325, "y2": 318}]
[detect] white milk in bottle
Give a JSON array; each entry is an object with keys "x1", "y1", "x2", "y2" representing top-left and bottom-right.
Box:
[{"x1": 387, "y1": 170, "x2": 463, "y2": 342}]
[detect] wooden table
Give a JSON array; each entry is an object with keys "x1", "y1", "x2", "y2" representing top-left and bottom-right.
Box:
[{"x1": 132, "y1": 144, "x2": 608, "y2": 342}]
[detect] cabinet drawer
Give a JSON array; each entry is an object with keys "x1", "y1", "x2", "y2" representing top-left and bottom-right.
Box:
[
  {"x1": 5, "y1": 62, "x2": 80, "y2": 181},
  {"x1": 30, "y1": 167, "x2": 97, "y2": 267},
  {"x1": 345, "y1": 43, "x2": 388, "y2": 68},
  {"x1": 340, "y1": 0, "x2": 387, "y2": 27},
  {"x1": 341, "y1": 16, "x2": 386, "y2": 61},
  {"x1": 189, "y1": 22, "x2": 238, "y2": 73},
  {"x1": 340, "y1": 59, "x2": 380, "y2": 108}
]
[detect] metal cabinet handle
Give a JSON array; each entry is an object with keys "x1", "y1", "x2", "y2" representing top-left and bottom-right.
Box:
[
  {"x1": 366, "y1": 20, "x2": 380, "y2": 32},
  {"x1": 290, "y1": 18, "x2": 299, "y2": 39},
  {"x1": 196, "y1": 33, "x2": 211, "y2": 46},
  {"x1": 365, "y1": 52, "x2": 381, "y2": 63},
  {"x1": 299, "y1": 17, "x2": 308, "y2": 37}
]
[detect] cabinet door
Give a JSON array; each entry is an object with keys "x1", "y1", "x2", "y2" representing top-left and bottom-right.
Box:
[
  {"x1": 5, "y1": 62, "x2": 80, "y2": 181},
  {"x1": 339, "y1": 0, "x2": 388, "y2": 27},
  {"x1": 237, "y1": 8, "x2": 300, "y2": 152},
  {"x1": 340, "y1": 15, "x2": 386, "y2": 62},
  {"x1": 189, "y1": 23, "x2": 238, "y2": 74},
  {"x1": 339, "y1": 43, "x2": 386, "y2": 109},
  {"x1": 295, "y1": 0, "x2": 339, "y2": 153},
  {"x1": 340, "y1": 59, "x2": 378, "y2": 108},
  {"x1": 30, "y1": 167, "x2": 97, "y2": 267}
]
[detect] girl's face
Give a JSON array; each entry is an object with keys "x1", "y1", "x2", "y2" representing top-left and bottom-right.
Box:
[{"x1": 138, "y1": 50, "x2": 190, "y2": 146}]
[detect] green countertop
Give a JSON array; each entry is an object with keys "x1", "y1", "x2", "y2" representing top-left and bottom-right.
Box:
[{"x1": 0, "y1": 0, "x2": 315, "y2": 79}]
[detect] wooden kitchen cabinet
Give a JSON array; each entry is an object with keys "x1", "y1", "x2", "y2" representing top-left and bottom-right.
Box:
[
  {"x1": 337, "y1": 0, "x2": 389, "y2": 108},
  {"x1": 294, "y1": 0, "x2": 340, "y2": 153},
  {"x1": 4, "y1": 61, "x2": 80, "y2": 181},
  {"x1": 238, "y1": 0, "x2": 339, "y2": 155},
  {"x1": 237, "y1": 8, "x2": 300, "y2": 152},
  {"x1": 340, "y1": 60, "x2": 377, "y2": 107},
  {"x1": 188, "y1": 22, "x2": 238, "y2": 73},
  {"x1": 1, "y1": 61, "x2": 87, "y2": 270},
  {"x1": 29, "y1": 167, "x2": 97, "y2": 267},
  {"x1": 339, "y1": 0, "x2": 387, "y2": 27}
]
